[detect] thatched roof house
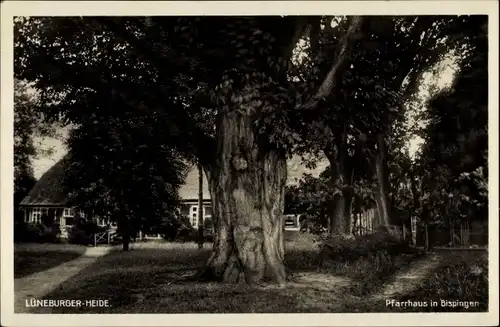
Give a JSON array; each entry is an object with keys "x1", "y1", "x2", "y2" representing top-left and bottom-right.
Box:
[{"x1": 19, "y1": 156, "x2": 213, "y2": 232}]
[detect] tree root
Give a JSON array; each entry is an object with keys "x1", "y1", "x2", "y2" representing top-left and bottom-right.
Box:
[{"x1": 178, "y1": 264, "x2": 296, "y2": 285}]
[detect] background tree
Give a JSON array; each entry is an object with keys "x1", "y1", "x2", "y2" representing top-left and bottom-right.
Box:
[
  {"x1": 64, "y1": 102, "x2": 187, "y2": 251},
  {"x1": 14, "y1": 79, "x2": 58, "y2": 222},
  {"x1": 285, "y1": 173, "x2": 331, "y2": 234},
  {"x1": 14, "y1": 80, "x2": 38, "y2": 212},
  {"x1": 415, "y1": 17, "x2": 488, "y2": 242},
  {"x1": 285, "y1": 15, "x2": 488, "y2": 242},
  {"x1": 295, "y1": 15, "x2": 488, "y2": 235}
]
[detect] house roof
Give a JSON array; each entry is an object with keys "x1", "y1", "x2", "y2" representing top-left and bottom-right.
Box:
[
  {"x1": 20, "y1": 154, "x2": 328, "y2": 207},
  {"x1": 178, "y1": 165, "x2": 211, "y2": 201},
  {"x1": 177, "y1": 156, "x2": 329, "y2": 200},
  {"x1": 20, "y1": 157, "x2": 212, "y2": 206},
  {"x1": 19, "y1": 155, "x2": 70, "y2": 206}
]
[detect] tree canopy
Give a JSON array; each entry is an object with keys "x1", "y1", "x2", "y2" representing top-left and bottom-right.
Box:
[
  {"x1": 416, "y1": 18, "x2": 488, "y2": 226},
  {"x1": 14, "y1": 80, "x2": 59, "y2": 211}
]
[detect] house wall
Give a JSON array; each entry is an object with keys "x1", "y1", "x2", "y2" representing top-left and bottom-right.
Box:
[
  {"x1": 284, "y1": 214, "x2": 301, "y2": 231},
  {"x1": 24, "y1": 207, "x2": 65, "y2": 225},
  {"x1": 22, "y1": 206, "x2": 111, "y2": 238},
  {"x1": 22, "y1": 200, "x2": 213, "y2": 239},
  {"x1": 181, "y1": 200, "x2": 212, "y2": 228}
]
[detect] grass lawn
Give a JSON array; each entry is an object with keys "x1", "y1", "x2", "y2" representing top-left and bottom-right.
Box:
[
  {"x1": 14, "y1": 244, "x2": 87, "y2": 279},
  {"x1": 341, "y1": 250, "x2": 489, "y2": 312},
  {"x1": 36, "y1": 233, "x2": 427, "y2": 313},
  {"x1": 319, "y1": 249, "x2": 426, "y2": 297}
]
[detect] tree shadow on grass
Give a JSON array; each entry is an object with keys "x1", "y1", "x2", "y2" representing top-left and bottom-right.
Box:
[
  {"x1": 39, "y1": 247, "x2": 212, "y2": 312},
  {"x1": 15, "y1": 249, "x2": 87, "y2": 279},
  {"x1": 39, "y1": 246, "x2": 351, "y2": 313}
]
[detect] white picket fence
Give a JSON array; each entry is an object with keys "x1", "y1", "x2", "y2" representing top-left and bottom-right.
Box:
[{"x1": 352, "y1": 208, "x2": 378, "y2": 236}]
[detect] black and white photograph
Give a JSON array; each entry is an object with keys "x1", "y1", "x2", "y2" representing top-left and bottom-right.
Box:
[{"x1": 1, "y1": 1, "x2": 498, "y2": 326}]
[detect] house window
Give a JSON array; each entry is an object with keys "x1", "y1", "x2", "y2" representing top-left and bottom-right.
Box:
[
  {"x1": 63, "y1": 208, "x2": 74, "y2": 217},
  {"x1": 191, "y1": 213, "x2": 198, "y2": 227},
  {"x1": 30, "y1": 207, "x2": 49, "y2": 224},
  {"x1": 190, "y1": 205, "x2": 202, "y2": 227},
  {"x1": 31, "y1": 208, "x2": 42, "y2": 224}
]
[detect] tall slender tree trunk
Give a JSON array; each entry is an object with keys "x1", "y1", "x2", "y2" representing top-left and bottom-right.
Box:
[
  {"x1": 118, "y1": 194, "x2": 130, "y2": 252},
  {"x1": 198, "y1": 87, "x2": 288, "y2": 285},
  {"x1": 120, "y1": 212, "x2": 130, "y2": 252},
  {"x1": 344, "y1": 191, "x2": 354, "y2": 234},
  {"x1": 374, "y1": 133, "x2": 392, "y2": 227},
  {"x1": 197, "y1": 162, "x2": 204, "y2": 249},
  {"x1": 324, "y1": 131, "x2": 353, "y2": 235},
  {"x1": 326, "y1": 169, "x2": 354, "y2": 235}
]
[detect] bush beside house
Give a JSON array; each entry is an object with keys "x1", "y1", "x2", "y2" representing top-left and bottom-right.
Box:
[
  {"x1": 68, "y1": 217, "x2": 108, "y2": 245},
  {"x1": 14, "y1": 220, "x2": 62, "y2": 244}
]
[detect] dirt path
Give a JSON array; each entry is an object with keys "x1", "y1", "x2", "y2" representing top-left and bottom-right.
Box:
[
  {"x1": 370, "y1": 253, "x2": 442, "y2": 302},
  {"x1": 15, "y1": 246, "x2": 113, "y2": 313}
]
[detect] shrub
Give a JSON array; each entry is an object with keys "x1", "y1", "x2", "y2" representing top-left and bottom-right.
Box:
[
  {"x1": 68, "y1": 219, "x2": 107, "y2": 245},
  {"x1": 159, "y1": 214, "x2": 195, "y2": 242},
  {"x1": 315, "y1": 227, "x2": 424, "y2": 296},
  {"x1": 14, "y1": 221, "x2": 61, "y2": 243},
  {"x1": 317, "y1": 226, "x2": 416, "y2": 265},
  {"x1": 39, "y1": 223, "x2": 62, "y2": 243},
  {"x1": 14, "y1": 220, "x2": 36, "y2": 243},
  {"x1": 14, "y1": 220, "x2": 27, "y2": 243},
  {"x1": 174, "y1": 228, "x2": 197, "y2": 243},
  {"x1": 68, "y1": 226, "x2": 92, "y2": 245}
]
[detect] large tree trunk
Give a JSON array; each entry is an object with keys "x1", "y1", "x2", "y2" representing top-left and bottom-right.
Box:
[
  {"x1": 198, "y1": 93, "x2": 288, "y2": 285},
  {"x1": 193, "y1": 16, "x2": 366, "y2": 284}
]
